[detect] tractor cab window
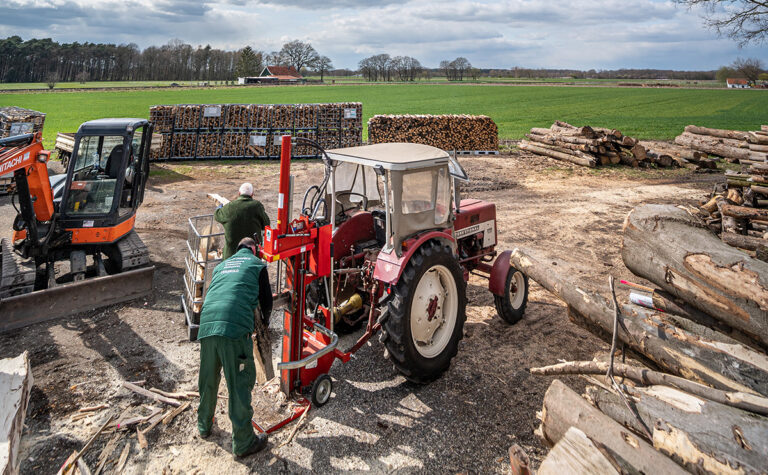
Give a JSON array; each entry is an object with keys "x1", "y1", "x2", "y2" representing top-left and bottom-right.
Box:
[
  {"x1": 65, "y1": 135, "x2": 125, "y2": 215},
  {"x1": 401, "y1": 170, "x2": 435, "y2": 214}
]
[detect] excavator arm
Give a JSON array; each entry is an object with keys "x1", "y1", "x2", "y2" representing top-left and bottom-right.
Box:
[{"x1": 0, "y1": 133, "x2": 55, "y2": 237}]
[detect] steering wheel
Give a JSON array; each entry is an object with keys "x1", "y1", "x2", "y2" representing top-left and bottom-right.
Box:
[{"x1": 335, "y1": 191, "x2": 369, "y2": 213}]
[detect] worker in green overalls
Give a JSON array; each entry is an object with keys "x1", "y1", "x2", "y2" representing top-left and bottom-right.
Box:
[
  {"x1": 197, "y1": 237, "x2": 273, "y2": 458},
  {"x1": 215, "y1": 182, "x2": 271, "y2": 260}
]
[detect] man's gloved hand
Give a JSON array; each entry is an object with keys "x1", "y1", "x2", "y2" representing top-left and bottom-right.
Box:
[{"x1": 216, "y1": 204, "x2": 223, "y2": 209}]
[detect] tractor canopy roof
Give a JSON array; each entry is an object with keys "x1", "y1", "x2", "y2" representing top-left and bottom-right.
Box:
[
  {"x1": 327, "y1": 143, "x2": 450, "y2": 171},
  {"x1": 77, "y1": 118, "x2": 149, "y2": 136}
]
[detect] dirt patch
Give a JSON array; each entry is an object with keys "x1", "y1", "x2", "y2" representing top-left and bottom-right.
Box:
[{"x1": 0, "y1": 150, "x2": 720, "y2": 473}]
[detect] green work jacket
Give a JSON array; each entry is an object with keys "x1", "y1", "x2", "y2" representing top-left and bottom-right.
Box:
[
  {"x1": 198, "y1": 249, "x2": 268, "y2": 340},
  {"x1": 215, "y1": 195, "x2": 270, "y2": 259}
]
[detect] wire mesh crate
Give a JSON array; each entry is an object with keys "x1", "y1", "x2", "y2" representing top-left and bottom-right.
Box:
[{"x1": 181, "y1": 214, "x2": 224, "y2": 341}]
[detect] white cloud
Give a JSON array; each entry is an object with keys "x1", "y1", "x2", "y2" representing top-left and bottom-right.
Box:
[{"x1": 0, "y1": 0, "x2": 766, "y2": 69}]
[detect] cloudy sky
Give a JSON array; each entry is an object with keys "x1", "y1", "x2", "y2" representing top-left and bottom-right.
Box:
[{"x1": 1, "y1": 0, "x2": 766, "y2": 70}]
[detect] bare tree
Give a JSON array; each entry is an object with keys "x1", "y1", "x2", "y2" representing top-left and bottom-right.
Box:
[
  {"x1": 279, "y1": 40, "x2": 319, "y2": 73},
  {"x1": 391, "y1": 56, "x2": 422, "y2": 81},
  {"x1": 674, "y1": 0, "x2": 768, "y2": 45},
  {"x1": 440, "y1": 60, "x2": 452, "y2": 80},
  {"x1": 315, "y1": 56, "x2": 333, "y2": 81},
  {"x1": 733, "y1": 57, "x2": 764, "y2": 82},
  {"x1": 46, "y1": 72, "x2": 57, "y2": 89}
]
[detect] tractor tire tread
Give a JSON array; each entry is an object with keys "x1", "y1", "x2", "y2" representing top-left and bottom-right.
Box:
[{"x1": 382, "y1": 240, "x2": 466, "y2": 384}]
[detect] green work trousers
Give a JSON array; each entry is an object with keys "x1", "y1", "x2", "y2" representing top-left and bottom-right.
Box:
[{"x1": 198, "y1": 334, "x2": 257, "y2": 455}]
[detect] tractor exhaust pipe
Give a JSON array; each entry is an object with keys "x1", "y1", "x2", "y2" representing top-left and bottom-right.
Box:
[{"x1": 277, "y1": 135, "x2": 292, "y2": 235}]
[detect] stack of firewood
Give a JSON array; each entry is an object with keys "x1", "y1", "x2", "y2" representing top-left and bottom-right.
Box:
[
  {"x1": 697, "y1": 161, "x2": 768, "y2": 256},
  {"x1": 509, "y1": 204, "x2": 768, "y2": 474},
  {"x1": 674, "y1": 125, "x2": 768, "y2": 164},
  {"x1": 367, "y1": 114, "x2": 498, "y2": 151},
  {"x1": 521, "y1": 121, "x2": 680, "y2": 168},
  {"x1": 148, "y1": 103, "x2": 363, "y2": 160},
  {"x1": 0, "y1": 107, "x2": 45, "y2": 138}
]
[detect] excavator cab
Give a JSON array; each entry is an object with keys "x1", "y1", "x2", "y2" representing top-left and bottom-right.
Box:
[{"x1": 58, "y1": 119, "x2": 151, "y2": 227}]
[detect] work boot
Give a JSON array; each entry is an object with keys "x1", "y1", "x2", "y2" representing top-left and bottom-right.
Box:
[{"x1": 235, "y1": 433, "x2": 268, "y2": 459}]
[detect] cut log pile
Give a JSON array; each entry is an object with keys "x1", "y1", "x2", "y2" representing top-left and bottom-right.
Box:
[
  {"x1": 367, "y1": 114, "x2": 498, "y2": 152},
  {"x1": 509, "y1": 203, "x2": 768, "y2": 473},
  {"x1": 697, "y1": 156, "x2": 768, "y2": 257},
  {"x1": 521, "y1": 121, "x2": 681, "y2": 168},
  {"x1": 674, "y1": 124, "x2": 768, "y2": 165},
  {"x1": 0, "y1": 107, "x2": 45, "y2": 138},
  {"x1": 148, "y1": 103, "x2": 363, "y2": 160}
]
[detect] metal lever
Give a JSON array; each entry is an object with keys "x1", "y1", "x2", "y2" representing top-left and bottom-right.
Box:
[{"x1": 277, "y1": 322, "x2": 339, "y2": 370}]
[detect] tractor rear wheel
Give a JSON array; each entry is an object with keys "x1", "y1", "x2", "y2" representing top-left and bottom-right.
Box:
[
  {"x1": 381, "y1": 241, "x2": 466, "y2": 383},
  {"x1": 494, "y1": 266, "x2": 528, "y2": 324}
]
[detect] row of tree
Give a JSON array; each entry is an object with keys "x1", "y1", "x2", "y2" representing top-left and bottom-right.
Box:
[{"x1": 0, "y1": 36, "x2": 333, "y2": 83}]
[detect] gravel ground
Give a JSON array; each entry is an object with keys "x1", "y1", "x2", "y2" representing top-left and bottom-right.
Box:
[{"x1": 0, "y1": 150, "x2": 718, "y2": 473}]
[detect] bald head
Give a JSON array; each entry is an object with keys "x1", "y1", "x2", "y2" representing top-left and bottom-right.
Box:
[{"x1": 237, "y1": 237, "x2": 257, "y2": 255}]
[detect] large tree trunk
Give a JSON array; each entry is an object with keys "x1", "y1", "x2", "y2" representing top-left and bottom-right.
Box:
[
  {"x1": 684, "y1": 125, "x2": 749, "y2": 141},
  {"x1": 675, "y1": 132, "x2": 751, "y2": 161},
  {"x1": 586, "y1": 384, "x2": 768, "y2": 474},
  {"x1": 0, "y1": 352, "x2": 33, "y2": 475},
  {"x1": 621, "y1": 204, "x2": 768, "y2": 348},
  {"x1": 510, "y1": 248, "x2": 768, "y2": 395},
  {"x1": 539, "y1": 380, "x2": 687, "y2": 474},
  {"x1": 530, "y1": 360, "x2": 768, "y2": 415}
]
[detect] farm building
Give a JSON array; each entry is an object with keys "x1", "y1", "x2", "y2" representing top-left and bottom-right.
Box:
[
  {"x1": 238, "y1": 66, "x2": 304, "y2": 85},
  {"x1": 726, "y1": 78, "x2": 750, "y2": 89}
]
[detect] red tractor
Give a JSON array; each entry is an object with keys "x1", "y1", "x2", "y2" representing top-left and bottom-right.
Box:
[{"x1": 258, "y1": 138, "x2": 528, "y2": 409}]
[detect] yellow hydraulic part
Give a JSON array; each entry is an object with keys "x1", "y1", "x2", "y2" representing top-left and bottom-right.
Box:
[{"x1": 333, "y1": 293, "x2": 363, "y2": 323}]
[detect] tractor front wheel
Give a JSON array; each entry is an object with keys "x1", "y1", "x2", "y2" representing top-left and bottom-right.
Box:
[
  {"x1": 381, "y1": 241, "x2": 467, "y2": 383},
  {"x1": 494, "y1": 266, "x2": 529, "y2": 324}
]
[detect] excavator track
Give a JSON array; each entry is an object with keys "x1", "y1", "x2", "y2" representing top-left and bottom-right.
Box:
[
  {"x1": 115, "y1": 230, "x2": 151, "y2": 271},
  {"x1": 0, "y1": 238, "x2": 36, "y2": 299},
  {"x1": 0, "y1": 232, "x2": 154, "y2": 333}
]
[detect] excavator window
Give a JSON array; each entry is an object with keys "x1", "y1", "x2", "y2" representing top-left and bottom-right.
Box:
[{"x1": 64, "y1": 135, "x2": 125, "y2": 215}]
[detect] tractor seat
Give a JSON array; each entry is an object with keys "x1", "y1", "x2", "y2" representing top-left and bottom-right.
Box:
[{"x1": 104, "y1": 145, "x2": 124, "y2": 179}]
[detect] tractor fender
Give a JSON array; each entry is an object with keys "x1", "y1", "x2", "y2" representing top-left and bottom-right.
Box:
[
  {"x1": 489, "y1": 250, "x2": 513, "y2": 297},
  {"x1": 373, "y1": 230, "x2": 455, "y2": 285}
]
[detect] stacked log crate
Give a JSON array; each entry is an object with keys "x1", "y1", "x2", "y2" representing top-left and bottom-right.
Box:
[
  {"x1": 0, "y1": 107, "x2": 46, "y2": 138},
  {"x1": 148, "y1": 103, "x2": 362, "y2": 161},
  {"x1": 509, "y1": 204, "x2": 768, "y2": 472},
  {"x1": 521, "y1": 121, "x2": 683, "y2": 168},
  {"x1": 367, "y1": 114, "x2": 498, "y2": 152},
  {"x1": 674, "y1": 125, "x2": 768, "y2": 164}
]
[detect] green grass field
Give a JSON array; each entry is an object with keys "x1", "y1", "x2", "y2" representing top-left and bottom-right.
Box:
[{"x1": 1, "y1": 83, "x2": 764, "y2": 147}]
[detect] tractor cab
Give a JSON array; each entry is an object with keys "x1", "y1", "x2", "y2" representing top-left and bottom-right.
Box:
[
  {"x1": 58, "y1": 118, "x2": 152, "y2": 230},
  {"x1": 325, "y1": 143, "x2": 469, "y2": 257}
]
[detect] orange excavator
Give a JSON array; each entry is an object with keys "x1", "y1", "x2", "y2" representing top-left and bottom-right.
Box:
[{"x1": 0, "y1": 119, "x2": 155, "y2": 331}]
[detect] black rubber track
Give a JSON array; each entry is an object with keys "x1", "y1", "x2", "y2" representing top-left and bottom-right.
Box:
[{"x1": 380, "y1": 240, "x2": 467, "y2": 383}]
